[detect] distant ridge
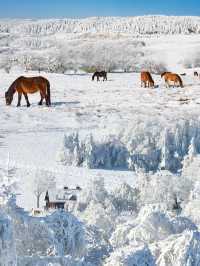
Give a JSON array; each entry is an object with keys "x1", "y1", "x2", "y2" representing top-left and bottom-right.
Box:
[{"x1": 0, "y1": 16, "x2": 200, "y2": 36}]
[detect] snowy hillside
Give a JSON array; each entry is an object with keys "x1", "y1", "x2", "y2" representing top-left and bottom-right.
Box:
[
  {"x1": 1, "y1": 16, "x2": 200, "y2": 36},
  {"x1": 1, "y1": 16, "x2": 200, "y2": 73},
  {"x1": 1, "y1": 15, "x2": 200, "y2": 266}
]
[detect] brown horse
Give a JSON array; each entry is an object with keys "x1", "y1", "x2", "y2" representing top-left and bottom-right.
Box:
[
  {"x1": 194, "y1": 71, "x2": 199, "y2": 77},
  {"x1": 5, "y1": 76, "x2": 51, "y2": 107},
  {"x1": 141, "y1": 71, "x2": 154, "y2": 88},
  {"x1": 161, "y1": 72, "x2": 183, "y2": 88},
  {"x1": 92, "y1": 71, "x2": 107, "y2": 81}
]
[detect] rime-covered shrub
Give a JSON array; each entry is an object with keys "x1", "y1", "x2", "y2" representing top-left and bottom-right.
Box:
[
  {"x1": 58, "y1": 119, "x2": 200, "y2": 173},
  {"x1": 84, "y1": 225, "x2": 113, "y2": 265},
  {"x1": 75, "y1": 178, "x2": 117, "y2": 236},
  {"x1": 75, "y1": 177, "x2": 110, "y2": 212},
  {"x1": 170, "y1": 216, "x2": 197, "y2": 234},
  {"x1": 110, "y1": 206, "x2": 196, "y2": 249},
  {"x1": 46, "y1": 211, "x2": 86, "y2": 257},
  {"x1": 17, "y1": 256, "x2": 90, "y2": 266},
  {"x1": 110, "y1": 208, "x2": 174, "y2": 248},
  {"x1": 79, "y1": 200, "x2": 116, "y2": 237},
  {"x1": 5, "y1": 198, "x2": 85, "y2": 259},
  {"x1": 137, "y1": 171, "x2": 191, "y2": 210},
  {"x1": 151, "y1": 231, "x2": 200, "y2": 266},
  {"x1": 183, "y1": 181, "x2": 200, "y2": 225},
  {"x1": 58, "y1": 133, "x2": 129, "y2": 169},
  {"x1": 111, "y1": 182, "x2": 139, "y2": 213},
  {"x1": 105, "y1": 245, "x2": 155, "y2": 266},
  {"x1": 0, "y1": 211, "x2": 16, "y2": 266}
]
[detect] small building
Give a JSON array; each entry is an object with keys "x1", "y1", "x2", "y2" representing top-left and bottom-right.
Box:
[{"x1": 44, "y1": 186, "x2": 81, "y2": 211}]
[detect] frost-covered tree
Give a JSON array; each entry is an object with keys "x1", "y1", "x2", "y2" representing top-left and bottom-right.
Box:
[
  {"x1": 136, "y1": 171, "x2": 191, "y2": 210},
  {"x1": 111, "y1": 182, "x2": 139, "y2": 213},
  {"x1": 33, "y1": 169, "x2": 55, "y2": 208}
]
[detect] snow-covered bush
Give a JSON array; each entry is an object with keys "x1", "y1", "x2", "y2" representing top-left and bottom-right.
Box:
[
  {"x1": 151, "y1": 231, "x2": 200, "y2": 266},
  {"x1": 110, "y1": 208, "x2": 174, "y2": 248},
  {"x1": 5, "y1": 198, "x2": 85, "y2": 259},
  {"x1": 75, "y1": 177, "x2": 110, "y2": 212},
  {"x1": 75, "y1": 177, "x2": 117, "y2": 237},
  {"x1": 58, "y1": 118, "x2": 200, "y2": 173},
  {"x1": 79, "y1": 200, "x2": 116, "y2": 237},
  {"x1": 58, "y1": 133, "x2": 129, "y2": 169},
  {"x1": 136, "y1": 171, "x2": 191, "y2": 210},
  {"x1": 17, "y1": 256, "x2": 90, "y2": 266},
  {"x1": 0, "y1": 211, "x2": 16, "y2": 266},
  {"x1": 110, "y1": 205, "x2": 197, "y2": 249},
  {"x1": 46, "y1": 210, "x2": 86, "y2": 258},
  {"x1": 84, "y1": 225, "x2": 113, "y2": 265},
  {"x1": 182, "y1": 181, "x2": 200, "y2": 225},
  {"x1": 111, "y1": 182, "x2": 139, "y2": 214},
  {"x1": 105, "y1": 245, "x2": 155, "y2": 266}
]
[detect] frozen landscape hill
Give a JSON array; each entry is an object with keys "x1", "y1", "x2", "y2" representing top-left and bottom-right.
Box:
[
  {"x1": 1, "y1": 16, "x2": 200, "y2": 35},
  {"x1": 1, "y1": 15, "x2": 200, "y2": 265}
]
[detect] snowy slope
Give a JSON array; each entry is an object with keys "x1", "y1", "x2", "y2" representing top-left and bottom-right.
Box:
[
  {"x1": 1, "y1": 16, "x2": 200, "y2": 74},
  {"x1": 1, "y1": 16, "x2": 200, "y2": 266},
  {"x1": 1, "y1": 16, "x2": 200, "y2": 36}
]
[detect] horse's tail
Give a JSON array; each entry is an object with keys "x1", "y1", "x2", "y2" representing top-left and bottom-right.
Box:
[
  {"x1": 92, "y1": 73, "x2": 95, "y2": 81},
  {"x1": 177, "y1": 75, "x2": 183, "y2": 88},
  {"x1": 46, "y1": 79, "x2": 51, "y2": 106}
]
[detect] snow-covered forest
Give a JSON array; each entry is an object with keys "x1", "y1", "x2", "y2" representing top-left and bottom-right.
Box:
[
  {"x1": 1, "y1": 16, "x2": 200, "y2": 265},
  {"x1": 1, "y1": 16, "x2": 200, "y2": 73}
]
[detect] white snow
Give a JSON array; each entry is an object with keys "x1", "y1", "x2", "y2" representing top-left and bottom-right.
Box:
[{"x1": 1, "y1": 16, "x2": 200, "y2": 265}]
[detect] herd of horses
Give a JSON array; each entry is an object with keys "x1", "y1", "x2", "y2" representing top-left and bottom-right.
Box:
[
  {"x1": 4, "y1": 70, "x2": 199, "y2": 107},
  {"x1": 141, "y1": 71, "x2": 184, "y2": 88}
]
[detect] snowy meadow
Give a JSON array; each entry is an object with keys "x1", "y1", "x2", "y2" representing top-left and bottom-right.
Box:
[{"x1": 1, "y1": 16, "x2": 200, "y2": 265}]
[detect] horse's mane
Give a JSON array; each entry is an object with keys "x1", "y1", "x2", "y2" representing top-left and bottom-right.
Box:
[
  {"x1": 6, "y1": 78, "x2": 20, "y2": 96},
  {"x1": 161, "y1": 72, "x2": 171, "y2": 78}
]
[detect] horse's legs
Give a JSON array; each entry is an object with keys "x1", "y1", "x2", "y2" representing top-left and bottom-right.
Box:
[
  {"x1": 23, "y1": 93, "x2": 30, "y2": 107},
  {"x1": 17, "y1": 92, "x2": 22, "y2": 107},
  {"x1": 38, "y1": 92, "x2": 44, "y2": 106},
  {"x1": 45, "y1": 94, "x2": 49, "y2": 106},
  {"x1": 42, "y1": 89, "x2": 49, "y2": 106}
]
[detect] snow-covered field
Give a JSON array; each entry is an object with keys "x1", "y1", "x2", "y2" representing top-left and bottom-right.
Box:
[{"x1": 1, "y1": 16, "x2": 200, "y2": 265}]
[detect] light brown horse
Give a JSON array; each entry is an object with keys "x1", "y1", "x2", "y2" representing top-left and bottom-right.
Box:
[
  {"x1": 141, "y1": 71, "x2": 154, "y2": 88},
  {"x1": 5, "y1": 76, "x2": 51, "y2": 107},
  {"x1": 161, "y1": 72, "x2": 183, "y2": 88}
]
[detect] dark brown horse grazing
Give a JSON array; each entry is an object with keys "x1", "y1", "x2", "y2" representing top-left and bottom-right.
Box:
[
  {"x1": 92, "y1": 71, "x2": 107, "y2": 82},
  {"x1": 5, "y1": 76, "x2": 51, "y2": 107}
]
